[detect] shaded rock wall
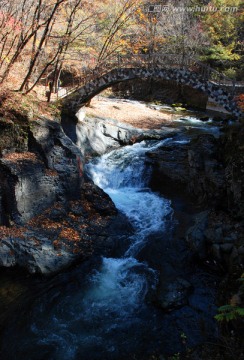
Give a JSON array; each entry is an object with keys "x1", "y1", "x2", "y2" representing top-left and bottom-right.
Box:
[
  {"x1": 147, "y1": 134, "x2": 225, "y2": 206},
  {"x1": 0, "y1": 119, "x2": 83, "y2": 225},
  {"x1": 223, "y1": 125, "x2": 244, "y2": 218},
  {"x1": 186, "y1": 210, "x2": 243, "y2": 272},
  {"x1": 0, "y1": 154, "x2": 58, "y2": 224},
  {"x1": 0, "y1": 118, "x2": 133, "y2": 274},
  {"x1": 147, "y1": 130, "x2": 244, "y2": 271}
]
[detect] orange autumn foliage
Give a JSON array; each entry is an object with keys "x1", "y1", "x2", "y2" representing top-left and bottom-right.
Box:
[
  {"x1": 236, "y1": 94, "x2": 244, "y2": 112},
  {"x1": 59, "y1": 228, "x2": 80, "y2": 242}
]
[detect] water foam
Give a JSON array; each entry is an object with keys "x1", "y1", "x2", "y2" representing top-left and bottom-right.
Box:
[{"x1": 87, "y1": 140, "x2": 172, "y2": 255}]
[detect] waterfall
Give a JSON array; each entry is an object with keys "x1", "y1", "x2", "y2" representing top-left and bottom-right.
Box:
[
  {"x1": 86, "y1": 139, "x2": 172, "y2": 256},
  {"x1": 0, "y1": 131, "x2": 219, "y2": 360},
  {"x1": 1, "y1": 140, "x2": 173, "y2": 360},
  {"x1": 82, "y1": 140, "x2": 173, "y2": 323}
]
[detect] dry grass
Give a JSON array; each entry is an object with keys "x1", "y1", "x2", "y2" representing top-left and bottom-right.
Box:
[{"x1": 0, "y1": 85, "x2": 61, "y2": 122}]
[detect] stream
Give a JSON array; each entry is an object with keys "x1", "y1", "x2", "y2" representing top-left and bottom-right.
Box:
[{"x1": 0, "y1": 114, "x2": 220, "y2": 360}]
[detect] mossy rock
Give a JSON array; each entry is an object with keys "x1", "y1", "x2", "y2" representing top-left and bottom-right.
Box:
[{"x1": 175, "y1": 107, "x2": 187, "y2": 112}]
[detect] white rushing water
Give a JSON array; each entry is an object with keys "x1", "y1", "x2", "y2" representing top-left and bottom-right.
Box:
[
  {"x1": 86, "y1": 140, "x2": 172, "y2": 255},
  {"x1": 32, "y1": 140, "x2": 172, "y2": 360},
  {"x1": 172, "y1": 116, "x2": 221, "y2": 137},
  {"x1": 84, "y1": 140, "x2": 172, "y2": 320},
  {"x1": 3, "y1": 140, "x2": 173, "y2": 360},
  {"x1": 1, "y1": 130, "x2": 220, "y2": 360}
]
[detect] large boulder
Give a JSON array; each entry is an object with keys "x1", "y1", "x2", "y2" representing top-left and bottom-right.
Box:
[
  {"x1": 155, "y1": 277, "x2": 192, "y2": 310},
  {"x1": 64, "y1": 114, "x2": 179, "y2": 158},
  {"x1": 147, "y1": 134, "x2": 226, "y2": 206},
  {"x1": 147, "y1": 142, "x2": 190, "y2": 186},
  {"x1": 0, "y1": 180, "x2": 133, "y2": 274},
  {"x1": 0, "y1": 119, "x2": 83, "y2": 225},
  {"x1": 0, "y1": 119, "x2": 133, "y2": 274}
]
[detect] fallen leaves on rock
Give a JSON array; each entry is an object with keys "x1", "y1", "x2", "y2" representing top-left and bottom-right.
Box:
[
  {"x1": 0, "y1": 183, "x2": 118, "y2": 262},
  {"x1": 45, "y1": 169, "x2": 58, "y2": 177},
  {"x1": 0, "y1": 226, "x2": 25, "y2": 239},
  {"x1": 59, "y1": 228, "x2": 80, "y2": 242},
  {"x1": 3, "y1": 152, "x2": 39, "y2": 162}
]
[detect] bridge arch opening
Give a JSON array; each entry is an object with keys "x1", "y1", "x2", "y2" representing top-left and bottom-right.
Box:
[
  {"x1": 110, "y1": 78, "x2": 208, "y2": 111},
  {"x1": 62, "y1": 67, "x2": 242, "y2": 120}
]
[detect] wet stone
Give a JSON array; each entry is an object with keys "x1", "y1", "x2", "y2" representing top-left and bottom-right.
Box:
[{"x1": 155, "y1": 278, "x2": 193, "y2": 310}]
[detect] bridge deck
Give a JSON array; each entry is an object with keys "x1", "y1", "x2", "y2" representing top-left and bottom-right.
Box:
[{"x1": 60, "y1": 54, "x2": 243, "y2": 119}]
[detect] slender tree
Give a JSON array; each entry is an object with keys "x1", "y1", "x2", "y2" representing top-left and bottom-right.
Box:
[
  {"x1": 0, "y1": 0, "x2": 65, "y2": 84},
  {"x1": 21, "y1": 0, "x2": 95, "y2": 96},
  {"x1": 19, "y1": 0, "x2": 67, "y2": 92}
]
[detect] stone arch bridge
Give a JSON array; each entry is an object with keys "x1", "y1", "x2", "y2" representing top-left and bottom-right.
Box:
[{"x1": 61, "y1": 54, "x2": 243, "y2": 119}]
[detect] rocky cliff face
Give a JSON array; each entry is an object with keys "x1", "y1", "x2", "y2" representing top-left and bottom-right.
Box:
[
  {"x1": 147, "y1": 133, "x2": 226, "y2": 205},
  {"x1": 147, "y1": 129, "x2": 244, "y2": 272},
  {"x1": 0, "y1": 119, "x2": 132, "y2": 274},
  {"x1": 197, "y1": 127, "x2": 244, "y2": 272},
  {"x1": 0, "y1": 119, "x2": 83, "y2": 224},
  {"x1": 0, "y1": 111, "x2": 242, "y2": 279}
]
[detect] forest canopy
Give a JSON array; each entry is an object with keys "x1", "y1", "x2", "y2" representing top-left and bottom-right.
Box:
[{"x1": 0, "y1": 0, "x2": 243, "y2": 96}]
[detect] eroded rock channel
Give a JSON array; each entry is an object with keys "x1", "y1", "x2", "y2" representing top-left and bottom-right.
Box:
[{"x1": 0, "y1": 102, "x2": 243, "y2": 359}]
